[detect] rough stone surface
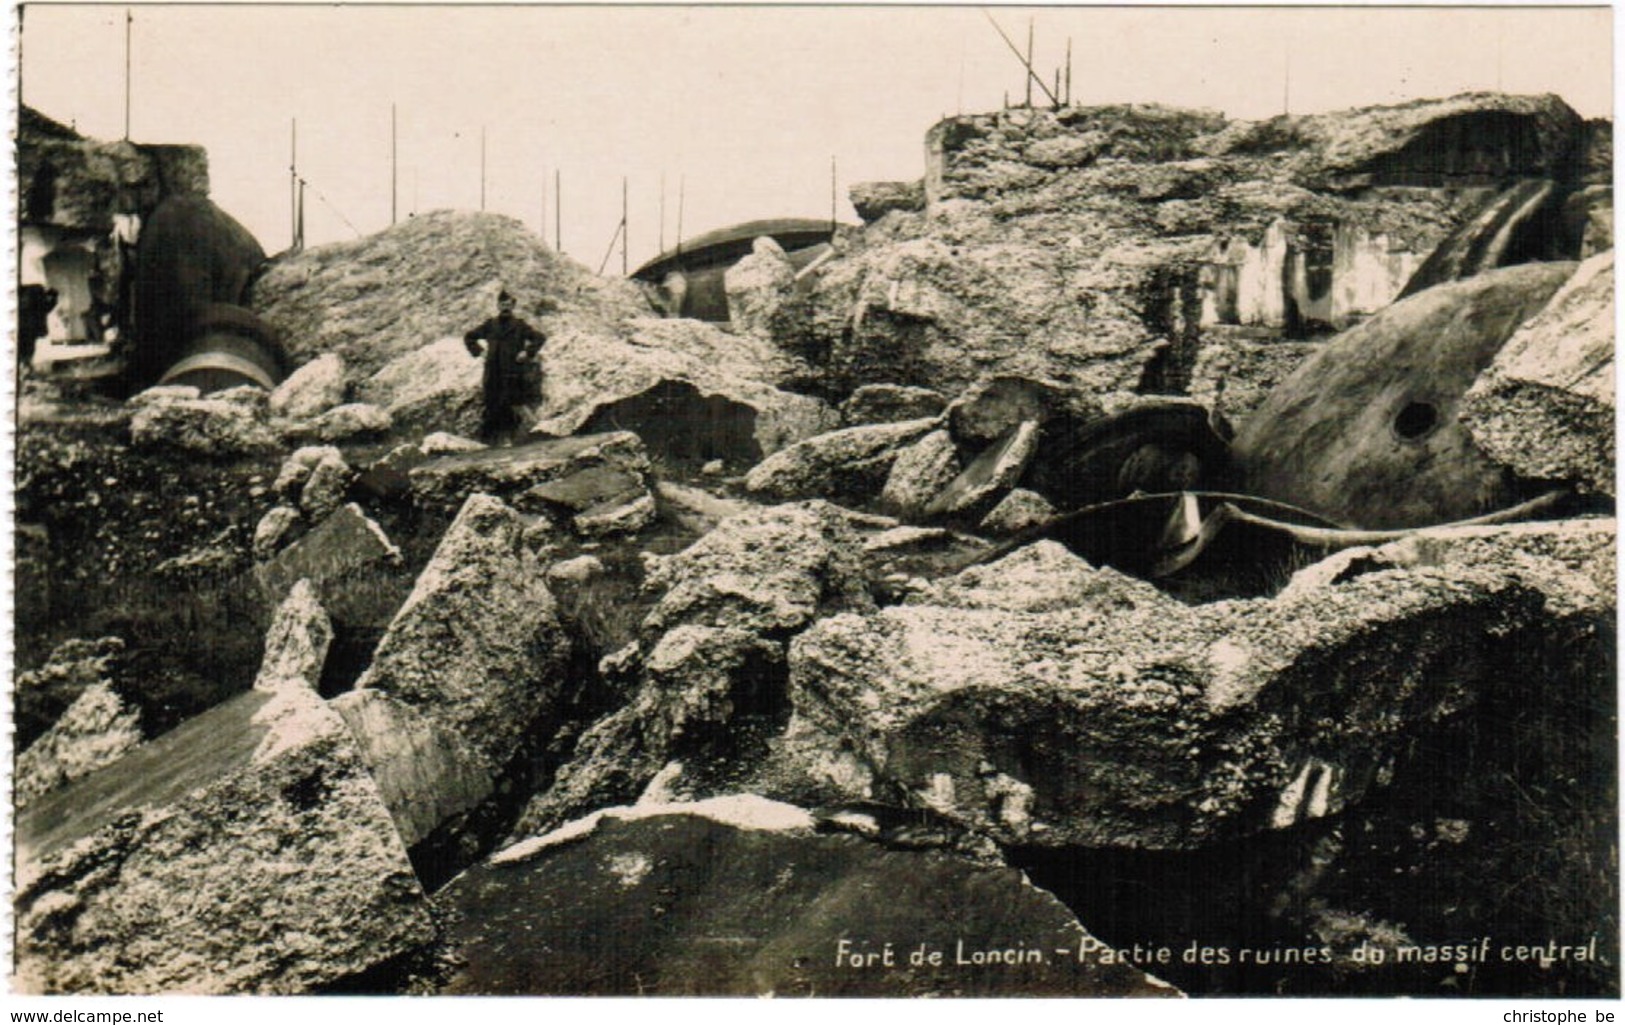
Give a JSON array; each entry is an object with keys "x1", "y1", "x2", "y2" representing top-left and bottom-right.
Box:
[
  {"x1": 20, "y1": 108, "x2": 209, "y2": 230},
  {"x1": 15, "y1": 682, "x2": 143, "y2": 810},
  {"x1": 849, "y1": 179, "x2": 926, "y2": 223},
  {"x1": 1257, "y1": 92, "x2": 1586, "y2": 186},
  {"x1": 804, "y1": 96, "x2": 1588, "y2": 397},
  {"x1": 978, "y1": 487, "x2": 1058, "y2": 535},
  {"x1": 307, "y1": 402, "x2": 393, "y2": 443},
  {"x1": 547, "y1": 554, "x2": 606, "y2": 585},
  {"x1": 298, "y1": 448, "x2": 355, "y2": 523},
  {"x1": 421, "y1": 431, "x2": 486, "y2": 456},
  {"x1": 1564, "y1": 184, "x2": 1614, "y2": 258},
  {"x1": 653, "y1": 481, "x2": 754, "y2": 537},
  {"x1": 253, "y1": 580, "x2": 333, "y2": 695},
  {"x1": 251, "y1": 210, "x2": 648, "y2": 380},
  {"x1": 355, "y1": 337, "x2": 484, "y2": 438},
  {"x1": 354, "y1": 494, "x2": 569, "y2": 775},
  {"x1": 268, "y1": 353, "x2": 346, "y2": 421},
  {"x1": 410, "y1": 431, "x2": 650, "y2": 511},
  {"x1": 210, "y1": 386, "x2": 271, "y2": 411},
  {"x1": 438, "y1": 803, "x2": 1175, "y2": 996},
  {"x1": 253, "y1": 502, "x2": 401, "y2": 605},
  {"x1": 1186, "y1": 331, "x2": 1324, "y2": 426},
  {"x1": 331, "y1": 688, "x2": 495, "y2": 851},
  {"x1": 947, "y1": 375, "x2": 1091, "y2": 445},
  {"x1": 128, "y1": 398, "x2": 279, "y2": 457},
  {"x1": 1279, "y1": 517, "x2": 1616, "y2": 621},
  {"x1": 840, "y1": 383, "x2": 948, "y2": 426},
  {"x1": 573, "y1": 492, "x2": 658, "y2": 538},
  {"x1": 252, "y1": 505, "x2": 303, "y2": 561},
  {"x1": 274, "y1": 445, "x2": 339, "y2": 498},
  {"x1": 786, "y1": 537, "x2": 1576, "y2": 850},
  {"x1": 520, "y1": 464, "x2": 648, "y2": 515},
  {"x1": 128, "y1": 385, "x2": 201, "y2": 409},
  {"x1": 879, "y1": 429, "x2": 963, "y2": 518},
  {"x1": 724, "y1": 235, "x2": 797, "y2": 338},
  {"x1": 15, "y1": 638, "x2": 128, "y2": 750},
  {"x1": 14, "y1": 679, "x2": 432, "y2": 994},
  {"x1": 909, "y1": 540, "x2": 1167, "y2": 613},
  {"x1": 531, "y1": 317, "x2": 838, "y2": 464},
  {"x1": 512, "y1": 503, "x2": 875, "y2": 838},
  {"x1": 1232, "y1": 261, "x2": 1576, "y2": 528},
  {"x1": 639, "y1": 502, "x2": 877, "y2": 641},
  {"x1": 1460, "y1": 251, "x2": 1615, "y2": 496},
  {"x1": 926, "y1": 420, "x2": 1042, "y2": 518},
  {"x1": 743, "y1": 417, "x2": 939, "y2": 502}
]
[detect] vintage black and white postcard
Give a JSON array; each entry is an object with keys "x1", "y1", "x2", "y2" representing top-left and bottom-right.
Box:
[{"x1": 8, "y1": 2, "x2": 1616, "y2": 1005}]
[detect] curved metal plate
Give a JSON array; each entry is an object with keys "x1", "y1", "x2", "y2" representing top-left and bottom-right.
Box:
[{"x1": 1230, "y1": 261, "x2": 1575, "y2": 529}]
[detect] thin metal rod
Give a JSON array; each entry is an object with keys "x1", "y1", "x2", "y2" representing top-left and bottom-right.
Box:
[
  {"x1": 1283, "y1": 46, "x2": 1291, "y2": 115},
  {"x1": 675, "y1": 174, "x2": 685, "y2": 256},
  {"x1": 1025, "y1": 17, "x2": 1033, "y2": 108},
  {"x1": 621, "y1": 176, "x2": 628, "y2": 276},
  {"x1": 1053, "y1": 67, "x2": 1061, "y2": 110},
  {"x1": 123, "y1": 9, "x2": 132, "y2": 139},
  {"x1": 290, "y1": 118, "x2": 298, "y2": 249},
  {"x1": 982, "y1": 10, "x2": 1059, "y2": 107},
  {"x1": 829, "y1": 156, "x2": 837, "y2": 231},
  {"x1": 1065, "y1": 37, "x2": 1072, "y2": 105},
  {"x1": 596, "y1": 219, "x2": 623, "y2": 276},
  {"x1": 1153, "y1": 490, "x2": 1573, "y2": 577}
]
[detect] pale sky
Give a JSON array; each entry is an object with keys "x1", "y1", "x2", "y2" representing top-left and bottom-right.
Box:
[{"x1": 17, "y1": 4, "x2": 1614, "y2": 270}]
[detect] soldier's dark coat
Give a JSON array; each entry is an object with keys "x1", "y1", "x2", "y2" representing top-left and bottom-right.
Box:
[{"x1": 464, "y1": 312, "x2": 546, "y2": 436}]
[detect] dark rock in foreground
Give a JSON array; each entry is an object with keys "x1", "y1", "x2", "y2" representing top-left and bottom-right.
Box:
[{"x1": 436, "y1": 798, "x2": 1177, "y2": 996}]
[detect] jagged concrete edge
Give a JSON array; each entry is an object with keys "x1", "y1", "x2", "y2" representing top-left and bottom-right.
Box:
[{"x1": 491, "y1": 795, "x2": 818, "y2": 866}]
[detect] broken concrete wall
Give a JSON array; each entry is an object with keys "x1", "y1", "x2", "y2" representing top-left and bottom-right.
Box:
[
  {"x1": 18, "y1": 106, "x2": 210, "y2": 361},
  {"x1": 352, "y1": 494, "x2": 569, "y2": 776},
  {"x1": 807, "y1": 94, "x2": 1592, "y2": 400},
  {"x1": 784, "y1": 525, "x2": 1606, "y2": 852},
  {"x1": 534, "y1": 317, "x2": 837, "y2": 467},
  {"x1": 1199, "y1": 220, "x2": 1425, "y2": 331}
]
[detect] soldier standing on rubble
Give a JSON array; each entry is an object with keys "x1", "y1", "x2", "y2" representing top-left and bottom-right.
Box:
[{"x1": 464, "y1": 288, "x2": 547, "y2": 442}]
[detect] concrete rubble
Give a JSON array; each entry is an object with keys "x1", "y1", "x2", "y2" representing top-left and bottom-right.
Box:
[
  {"x1": 1460, "y1": 250, "x2": 1615, "y2": 497},
  {"x1": 13, "y1": 585, "x2": 433, "y2": 994},
  {"x1": 510, "y1": 503, "x2": 875, "y2": 838},
  {"x1": 12, "y1": 86, "x2": 1617, "y2": 999},
  {"x1": 784, "y1": 531, "x2": 1601, "y2": 850}
]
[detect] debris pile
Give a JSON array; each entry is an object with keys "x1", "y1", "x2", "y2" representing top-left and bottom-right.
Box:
[
  {"x1": 12, "y1": 89, "x2": 1615, "y2": 999},
  {"x1": 803, "y1": 93, "x2": 1600, "y2": 419}
]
